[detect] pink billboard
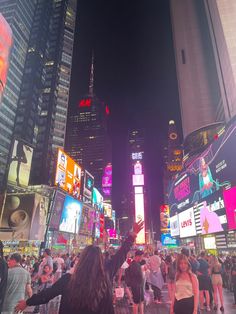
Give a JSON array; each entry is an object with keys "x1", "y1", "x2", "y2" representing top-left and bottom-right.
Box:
[
  {"x1": 0, "y1": 14, "x2": 12, "y2": 101},
  {"x1": 102, "y1": 163, "x2": 112, "y2": 196},
  {"x1": 223, "y1": 187, "x2": 236, "y2": 230}
]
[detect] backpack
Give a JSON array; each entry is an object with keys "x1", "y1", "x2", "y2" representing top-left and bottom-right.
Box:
[{"x1": 168, "y1": 263, "x2": 176, "y2": 281}]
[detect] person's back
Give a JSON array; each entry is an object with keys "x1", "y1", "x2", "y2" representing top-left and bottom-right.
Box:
[
  {"x1": 127, "y1": 260, "x2": 143, "y2": 287},
  {"x1": 0, "y1": 256, "x2": 8, "y2": 312},
  {"x1": 2, "y1": 260, "x2": 31, "y2": 312}
]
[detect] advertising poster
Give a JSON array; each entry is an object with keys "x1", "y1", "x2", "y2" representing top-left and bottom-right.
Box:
[
  {"x1": 102, "y1": 163, "x2": 112, "y2": 196},
  {"x1": 59, "y1": 195, "x2": 82, "y2": 234},
  {"x1": 170, "y1": 215, "x2": 179, "y2": 237},
  {"x1": 100, "y1": 214, "x2": 105, "y2": 239},
  {"x1": 168, "y1": 119, "x2": 236, "y2": 214},
  {"x1": 161, "y1": 233, "x2": 179, "y2": 247},
  {"x1": 193, "y1": 190, "x2": 227, "y2": 235},
  {"x1": 55, "y1": 149, "x2": 82, "y2": 199},
  {"x1": 160, "y1": 204, "x2": 170, "y2": 233},
  {"x1": 7, "y1": 139, "x2": 33, "y2": 187},
  {"x1": 49, "y1": 191, "x2": 66, "y2": 230},
  {"x1": 0, "y1": 13, "x2": 12, "y2": 101},
  {"x1": 0, "y1": 193, "x2": 47, "y2": 241},
  {"x1": 104, "y1": 203, "x2": 112, "y2": 218},
  {"x1": 92, "y1": 187, "x2": 103, "y2": 212},
  {"x1": 83, "y1": 170, "x2": 94, "y2": 202},
  {"x1": 204, "y1": 236, "x2": 216, "y2": 250},
  {"x1": 94, "y1": 210, "x2": 100, "y2": 238},
  {"x1": 223, "y1": 186, "x2": 236, "y2": 230},
  {"x1": 79, "y1": 205, "x2": 95, "y2": 236},
  {"x1": 135, "y1": 193, "x2": 145, "y2": 244},
  {"x1": 178, "y1": 207, "x2": 197, "y2": 238}
]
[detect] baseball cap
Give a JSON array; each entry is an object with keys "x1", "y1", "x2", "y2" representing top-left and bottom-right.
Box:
[{"x1": 135, "y1": 250, "x2": 144, "y2": 256}]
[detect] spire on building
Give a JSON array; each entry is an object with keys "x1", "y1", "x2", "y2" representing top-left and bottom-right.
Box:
[{"x1": 88, "y1": 52, "x2": 94, "y2": 97}]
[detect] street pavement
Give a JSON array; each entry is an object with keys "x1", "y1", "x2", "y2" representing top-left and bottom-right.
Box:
[
  {"x1": 24, "y1": 284, "x2": 235, "y2": 313},
  {"x1": 115, "y1": 284, "x2": 236, "y2": 314}
]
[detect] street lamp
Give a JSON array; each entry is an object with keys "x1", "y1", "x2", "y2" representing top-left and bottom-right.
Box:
[{"x1": 116, "y1": 216, "x2": 128, "y2": 241}]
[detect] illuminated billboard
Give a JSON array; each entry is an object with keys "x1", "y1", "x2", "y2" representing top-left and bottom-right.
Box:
[
  {"x1": 104, "y1": 202, "x2": 112, "y2": 218},
  {"x1": 204, "y1": 236, "x2": 216, "y2": 250},
  {"x1": 59, "y1": 195, "x2": 82, "y2": 234},
  {"x1": 135, "y1": 193, "x2": 145, "y2": 244},
  {"x1": 102, "y1": 163, "x2": 112, "y2": 196},
  {"x1": 168, "y1": 119, "x2": 236, "y2": 214},
  {"x1": 132, "y1": 174, "x2": 144, "y2": 186},
  {"x1": 7, "y1": 139, "x2": 33, "y2": 187},
  {"x1": 223, "y1": 186, "x2": 236, "y2": 231},
  {"x1": 92, "y1": 187, "x2": 103, "y2": 212},
  {"x1": 170, "y1": 215, "x2": 179, "y2": 237},
  {"x1": 49, "y1": 191, "x2": 66, "y2": 230},
  {"x1": 160, "y1": 204, "x2": 170, "y2": 234},
  {"x1": 178, "y1": 207, "x2": 197, "y2": 238},
  {"x1": 55, "y1": 149, "x2": 82, "y2": 198},
  {"x1": 0, "y1": 193, "x2": 48, "y2": 241},
  {"x1": 161, "y1": 233, "x2": 179, "y2": 247},
  {"x1": 83, "y1": 170, "x2": 94, "y2": 202},
  {"x1": 79, "y1": 205, "x2": 95, "y2": 236},
  {"x1": 0, "y1": 13, "x2": 12, "y2": 101}
]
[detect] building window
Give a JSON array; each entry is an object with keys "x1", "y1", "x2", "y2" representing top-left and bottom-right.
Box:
[{"x1": 181, "y1": 49, "x2": 186, "y2": 64}]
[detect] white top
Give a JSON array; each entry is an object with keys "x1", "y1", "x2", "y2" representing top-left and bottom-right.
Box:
[{"x1": 175, "y1": 279, "x2": 193, "y2": 301}]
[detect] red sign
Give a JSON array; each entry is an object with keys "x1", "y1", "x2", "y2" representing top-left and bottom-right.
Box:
[
  {"x1": 100, "y1": 214, "x2": 105, "y2": 239},
  {"x1": 79, "y1": 98, "x2": 92, "y2": 108}
]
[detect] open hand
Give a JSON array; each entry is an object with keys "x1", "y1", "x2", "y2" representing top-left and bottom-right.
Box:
[
  {"x1": 15, "y1": 300, "x2": 27, "y2": 312},
  {"x1": 133, "y1": 220, "x2": 144, "y2": 235}
]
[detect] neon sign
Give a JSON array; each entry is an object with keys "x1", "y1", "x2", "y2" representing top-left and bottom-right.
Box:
[{"x1": 79, "y1": 98, "x2": 92, "y2": 108}]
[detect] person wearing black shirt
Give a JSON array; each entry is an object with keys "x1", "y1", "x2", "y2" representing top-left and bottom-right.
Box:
[
  {"x1": 231, "y1": 256, "x2": 236, "y2": 307},
  {"x1": 16, "y1": 221, "x2": 144, "y2": 314}
]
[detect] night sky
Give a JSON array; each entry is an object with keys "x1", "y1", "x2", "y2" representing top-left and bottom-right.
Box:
[{"x1": 69, "y1": 0, "x2": 182, "y2": 237}]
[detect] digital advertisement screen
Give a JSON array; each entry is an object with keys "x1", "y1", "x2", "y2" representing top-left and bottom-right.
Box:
[
  {"x1": 7, "y1": 139, "x2": 33, "y2": 187},
  {"x1": 107, "y1": 228, "x2": 116, "y2": 238},
  {"x1": 168, "y1": 119, "x2": 236, "y2": 214},
  {"x1": 94, "y1": 211, "x2": 100, "y2": 238},
  {"x1": 178, "y1": 207, "x2": 197, "y2": 238},
  {"x1": 135, "y1": 193, "x2": 145, "y2": 244},
  {"x1": 59, "y1": 195, "x2": 82, "y2": 234},
  {"x1": 83, "y1": 170, "x2": 94, "y2": 202},
  {"x1": 193, "y1": 190, "x2": 227, "y2": 235},
  {"x1": 132, "y1": 174, "x2": 144, "y2": 186},
  {"x1": 92, "y1": 187, "x2": 103, "y2": 212},
  {"x1": 104, "y1": 202, "x2": 112, "y2": 218},
  {"x1": 204, "y1": 236, "x2": 216, "y2": 250},
  {"x1": 100, "y1": 214, "x2": 105, "y2": 239},
  {"x1": 160, "y1": 204, "x2": 170, "y2": 233},
  {"x1": 79, "y1": 205, "x2": 95, "y2": 236},
  {"x1": 102, "y1": 163, "x2": 112, "y2": 196},
  {"x1": 161, "y1": 233, "x2": 179, "y2": 247},
  {"x1": 0, "y1": 193, "x2": 48, "y2": 241},
  {"x1": 49, "y1": 191, "x2": 66, "y2": 230},
  {"x1": 0, "y1": 13, "x2": 12, "y2": 101},
  {"x1": 55, "y1": 149, "x2": 82, "y2": 199},
  {"x1": 170, "y1": 215, "x2": 180, "y2": 237},
  {"x1": 223, "y1": 186, "x2": 236, "y2": 230}
]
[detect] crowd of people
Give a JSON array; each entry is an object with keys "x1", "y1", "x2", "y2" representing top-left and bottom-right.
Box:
[{"x1": 0, "y1": 229, "x2": 236, "y2": 314}]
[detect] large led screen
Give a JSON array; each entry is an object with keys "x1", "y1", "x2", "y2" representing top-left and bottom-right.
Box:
[
  {"x1": 102, "y1": 163, "x2": 112, "y2": 196},
  {"x1": 92, "y1": 187, "x2": 103, "y2": 212},
  {"x1": 160, "y1": 204, "x2": 170, "y2": 234},
  {"x1": 7, "y1": 139, "x2": 33, "y2": 187},
  {"x1": 59, "y1": 195, "x2": 82, "y2": 234},
  {"x1": 178, "y1": 207, "x2": 197, "y2": 238},
  {"x1": 193, "y1": 190, "x2": 227, "y2": 235},
  {"x1": 49, "y1": 191, "x2": 66, "y2": 230},
  {"x1": 0, "y1": 14, "x2": 12, "y2": 101},
  {"x1": 79, "y1": 205, "x2": 95, "y2": 236},
  {"x1": 83, "y1": 170, "x2": 94, "y2": 202},
  {"x1": 0, "y1": 193, "x2": 48, "y2": 241},
  {"x1": 170, "y1": 215, "x2": 179, "y2": 237},
  {"x1": 55, "y1": 149, "x2": 82, "y2": 198},
  {"x1": 168, "y1": 119, "x2": 236, "y2": 214},
  {"x1": 223, "y1": 186, "x2": 236, "y2": 230},
  {"x1": 161, "y1": 233, "x2": 179, "y2": 247},
  {"x1": 135, "y1": 193, "x2": 145, "y2": 244}
]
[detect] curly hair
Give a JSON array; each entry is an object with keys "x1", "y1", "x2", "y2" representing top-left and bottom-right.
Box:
[{"x1": 68, "y1": 245, "x2": 110, "y2": 311}]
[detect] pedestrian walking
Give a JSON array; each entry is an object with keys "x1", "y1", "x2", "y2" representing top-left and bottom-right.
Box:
[
  {"x1": 210, "y1": 255, "x2": 224, "y2": 311},
  {"x1": 0, "y1": 241, "x2": 8, "y2": 313}
]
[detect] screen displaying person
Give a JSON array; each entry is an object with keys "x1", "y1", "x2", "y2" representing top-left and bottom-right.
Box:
[{"x1": 199, "y1": 157, "x2": 214, "y2": 199}]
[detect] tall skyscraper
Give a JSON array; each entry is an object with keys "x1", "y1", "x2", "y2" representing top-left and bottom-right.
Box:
[
  {"x1": 13, "y1": 0, "x2": 77, "y2": 185},
  {"x1": 204, "y1": 0, "x2": 236, "y2": 121},
  {"x1": 65, "y1": 58, "x2": 111, "y2": 191},
  {"x1": 170, "y1": 0, "x2": 224, "y2": 143},
  {"x1": 163, "y1": 120, "x2": 183, "y2": 203},
  {"x1": 0, "y1": 0, "x2": 37, "y2": 190}
]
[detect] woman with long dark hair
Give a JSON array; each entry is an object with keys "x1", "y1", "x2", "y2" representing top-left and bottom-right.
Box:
[
  {"x1": 170, "y1": 254, "x2": 199, "y2": 314},
  {"x1": 16, "y1": 220, "x2": 143, "y2": 314}
]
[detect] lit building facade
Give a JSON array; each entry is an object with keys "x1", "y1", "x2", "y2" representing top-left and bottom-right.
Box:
[
  {"x1": 13, "y1": 0, "x2": 77, "y2": 185},
  {"x1": 163, "y1": 120, "x2": 183, "y2": 203},
  {"x1": 0, "y1": 1, "x2": 36, "y2": 189},
  {"x1": 170, "y1": 0, "x2": 223, "y2": 141},
  {"x1": 204, "y1": 0, "x2": 236, "y2": 121}
]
